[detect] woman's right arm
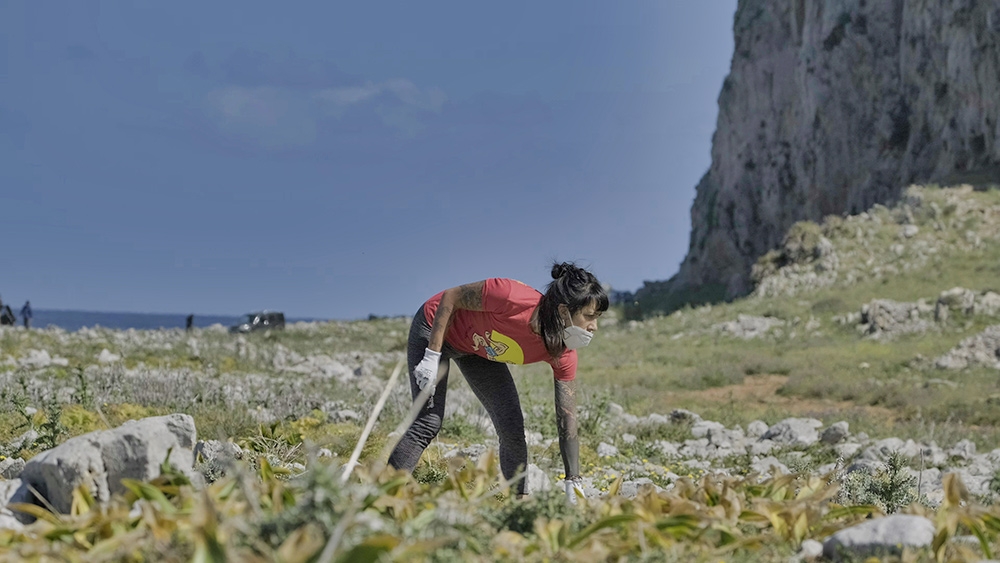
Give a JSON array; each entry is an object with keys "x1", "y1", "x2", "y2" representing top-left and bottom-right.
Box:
[
  {"x1": 427, "y1": 281, "x2": 485, "y2": 351},
  {"x1": 554, "y1": 378, "x2": 581, "y2": 481}
]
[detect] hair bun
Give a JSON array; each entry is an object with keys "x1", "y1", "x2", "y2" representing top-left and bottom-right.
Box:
[{"x1": 551, "y1": 262, "x2": 575, "y2": 280}]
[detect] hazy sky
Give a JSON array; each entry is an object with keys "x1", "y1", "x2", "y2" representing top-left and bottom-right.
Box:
[{"x1": 1, "y1": 1, "x2": 737, "y2": 319}]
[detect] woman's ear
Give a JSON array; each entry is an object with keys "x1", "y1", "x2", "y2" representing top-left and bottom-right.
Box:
[{"x1": 557, "y1": 304, "x2": 573, "y2": 327}]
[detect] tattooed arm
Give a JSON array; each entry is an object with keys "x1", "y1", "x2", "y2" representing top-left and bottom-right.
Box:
[
  {"x1": 427, "y1": 281, "x2": 485, "y2": 352},
  {"x1": 554, "y1": 378, "x2": 581, "y2": 480}
]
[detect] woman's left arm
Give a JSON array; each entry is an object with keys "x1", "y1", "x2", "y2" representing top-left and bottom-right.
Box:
[{"x1": 554, "y1": 378, "x2": 581, "y2": 481}]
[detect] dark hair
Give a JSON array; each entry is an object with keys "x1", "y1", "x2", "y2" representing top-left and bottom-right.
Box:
[{"x1": 538, "y1": 262, "x2": 609, "y2": 358}]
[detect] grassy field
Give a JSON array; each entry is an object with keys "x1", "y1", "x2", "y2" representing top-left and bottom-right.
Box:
[
  {"x1": 2, "y1": 185, "x2": 1000, "y2": 560},
  {"x1": 4, "y1": 189, "x2": 999, "y2": 457},
  {"x1": 521, "y1": 231, "x2": 1000, "y2": 461}
]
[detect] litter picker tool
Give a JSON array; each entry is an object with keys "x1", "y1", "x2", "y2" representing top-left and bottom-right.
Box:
[{"x1": 340, "y1": 357, "x2": 406, "y2": 484}]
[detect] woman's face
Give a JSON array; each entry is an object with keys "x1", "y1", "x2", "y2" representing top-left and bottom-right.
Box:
[{"x1": 562, "y1": 300, "x2": 602, "y2": 333}]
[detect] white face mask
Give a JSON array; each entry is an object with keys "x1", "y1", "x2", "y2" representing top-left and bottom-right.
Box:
[
  {"x1": 563, "y1": 324, "x2": 593, "y2": 350},
  {"x1": 561, "y1": 308, "x2": 594, "y2": 350}
]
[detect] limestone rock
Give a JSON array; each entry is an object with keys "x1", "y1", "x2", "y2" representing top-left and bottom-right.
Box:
[
  {"x1": 750, "y1": 439, "x2": 778, "y2": 456},
  {"x1": 97, "y1": 349, "x2": 121, "y2": 363},
  {"x1": 19, "y1": 414, "x2": 197, "y2": 516},
  {"x1": 834, "y1": 442, "x2": 862, "y2": 460},
  {"x1": 668, "y1": 409, "x2": 702, "y2": 424},
  {"x1": 820, "y1": 422, "x2": 849, "y2": 445},
  {"x1": 935, "y1": 325, "x2": 1000, "y2": 369},
  {"x1": 525, "y1": 463, "x2": 551, "y2": 494},
  {"x1": 20, "y1": 349, "x2": 53, "y2": 369},
  {"x1": 691, "y1": 420, "x2": 726, "y2": 439},
  {"x1": 751, "y1": 456, "x2": 789, "y2": 475},
  {"x1": 860, "y1": 438, "x2": 921, "y2": 461},
  {"x1": 443, "y1": 444, "x2": 487, "y2": 461},
  {"x1": 746, "y1": 420, "x2": 769, "y2": 438},
  {"x1": 712, "y1": 315, "x2": 785, "y2": 339},
  {"x1": 949, "y1": 439, "x2": 976, "y2": 461},
  {"x1": 0, "y1": 457, "x2": 25, "y2": 480},
  {"x1": 596, "y1": 442, "x2": 619, "y2": 458},
  {"x1": 6, "y1": 430, "x2": 38, "y2": 454},
  {"x1": 194, "y1": 440, "x2": 243, "y2": 463},
  {"x1": 0, "y1": 480, "x2": 28, "y2": 530},
  {"x1": 606, "y1": 402, "x2": 625, "y2": 417},
  {"x1": 654, "y1": 441, "x2": 680, "y2": 458},
  {"x1": 644, "y1": 413, "x2": 669, "y2": 425},
  {"x1": 797, "y1": 538, "x2": 823, "y2": 561},
  {"x1": 761, "y1": 418, "x2": 822, "y2": 447},
  {"x1": 619, "y1": 478, "x2": 660, "y2": 498},
  {"x1": 860, "y1": 299, "x2": 933, "y2": 339},
  {"x1": 673, "y1": 0, "x2": 1000, "y2": 297},
  {"x1": 822, "y1": 514, "x2": 935, "y2": 561}
]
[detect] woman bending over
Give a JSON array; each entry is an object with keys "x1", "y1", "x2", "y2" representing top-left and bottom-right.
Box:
[{"x1": 388, "y1": 262, "x2": 608, "y2": 501}]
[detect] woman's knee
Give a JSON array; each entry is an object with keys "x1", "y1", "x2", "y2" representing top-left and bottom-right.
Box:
[
  {"x1": 495, "y1": 418, "x2": 526, "y2": 443},
  {"x1": 409, "y1": 413, "x2": 444, "y2": 444}
]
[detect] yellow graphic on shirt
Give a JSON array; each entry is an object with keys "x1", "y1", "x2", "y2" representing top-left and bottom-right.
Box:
[{"x1": 472, "y1": 330, "x2": 524, "y2": 364}]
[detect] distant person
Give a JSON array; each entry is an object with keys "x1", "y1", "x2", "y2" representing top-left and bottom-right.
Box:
[
  {"x1": 20, "y1": 301, "x2": 32, "y2": 329},
  {"x1": 0, "y1": 305, "x2": 13, "y2": 326},
  {"x1": 388, "y1": 262, "x2": 608, "y2": 502},
  {"x1": 186, "y1": 314, "x2": 194, "y2": 332}
]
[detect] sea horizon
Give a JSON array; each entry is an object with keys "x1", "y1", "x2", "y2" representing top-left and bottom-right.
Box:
[{"x1": 10, "y1": 308, "x2": 331, "y2": 332}]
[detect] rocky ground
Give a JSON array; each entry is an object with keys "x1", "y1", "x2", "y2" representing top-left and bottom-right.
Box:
[{"x1": 5, "y1": 186, "x2": 1000, "y2": 559}]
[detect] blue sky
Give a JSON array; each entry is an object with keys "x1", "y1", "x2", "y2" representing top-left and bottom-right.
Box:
[{"x1": 1, "y1": 1, "x2": 736, "y2": 319}]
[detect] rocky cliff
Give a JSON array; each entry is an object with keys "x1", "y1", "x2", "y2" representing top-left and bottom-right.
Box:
[{"x1": 674, "y1": 0, "x2": 1000, "y2": 299}]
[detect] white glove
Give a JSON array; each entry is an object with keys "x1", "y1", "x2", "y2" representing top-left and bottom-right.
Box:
[
  {"x1": 414, "y1": 348, "x2": 441, "y2": 394},
  {"x1": 564, "y1": 478, "x2": 585, "y2": 505}
]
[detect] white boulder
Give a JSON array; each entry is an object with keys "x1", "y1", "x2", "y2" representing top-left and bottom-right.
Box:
[
  {"x1": 19, "y1": 414, "x2": 197, "y2": 516},
  {"x1": 822, "y1": 514, "x2": 935, "y2": 561}
]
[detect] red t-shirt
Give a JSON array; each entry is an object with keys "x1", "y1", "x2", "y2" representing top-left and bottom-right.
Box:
[{"x1": 423, "y1": 278, "x2": 577, "y2": 381}]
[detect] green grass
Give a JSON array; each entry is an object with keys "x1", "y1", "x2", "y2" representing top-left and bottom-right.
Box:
[
  {"x1": 485, "y1": 187, "x2": 1000, "y2": 451},
  {"x1": 1, "y1": 185, "x2": 1000, "y2": 466},
  {"x1": 5, "y1": 185, "x2": 1000, "y2": 561}
]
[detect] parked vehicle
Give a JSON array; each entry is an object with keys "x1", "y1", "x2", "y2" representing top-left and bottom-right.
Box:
[{"x1": 229, "y1": 311, "x2": 285, "y2": 333}]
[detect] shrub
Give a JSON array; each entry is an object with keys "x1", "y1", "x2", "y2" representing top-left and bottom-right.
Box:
[
  {"x1": 484, "y1": 488, "x2": 583, "y2": 534},
  {"x1": 742, "y1": 358, "x2": 792, "y2": 376},
  {"x1": 788, "y1": 221, "x2": 826, "y2": 259},
  {"x1": 821, "y1": 213, "x2": 846, "y2": 235},
  {"x1": 238, "y1": 421, "x2": 304, "y2": 467},
  {"x1": 751, "y1": 250, "x2": 784, "y2": 283},
  {"x1": 629, "y1": 419, "x2": 693, "y2": 445},
  {"x1": 689, "y1": 366, "x2": 744, "y2": 390},
  {"x1": 440, "y1": 415, "x2": 489, "y2": 443},
  {"x1": 60, "y1": 404, "x2": 104, "y2": 435},
  {"x1": 413, "y1": 457, "x2": 450, "y2": 485},
  {"x1": 811, "y1": 297, "x2": 846, "y2": 314},
  {"x1": 837, "y1": 452, "x2": 918, "y2": 513},
  {"x1": 578, "y1": 392, "x2": 612, "y2": 436},
  {"x1": 989, "y1": 468, "x2": 1000, "y2": 502}
]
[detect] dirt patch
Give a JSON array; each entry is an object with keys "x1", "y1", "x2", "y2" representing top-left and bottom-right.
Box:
[{"x1": 665, "y1": 374, "x2": 897, "y2": 421}]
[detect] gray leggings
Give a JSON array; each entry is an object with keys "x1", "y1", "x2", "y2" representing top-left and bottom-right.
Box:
[{"x1": 388, "y1": 308, "x2": 528, "y2": 494}]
